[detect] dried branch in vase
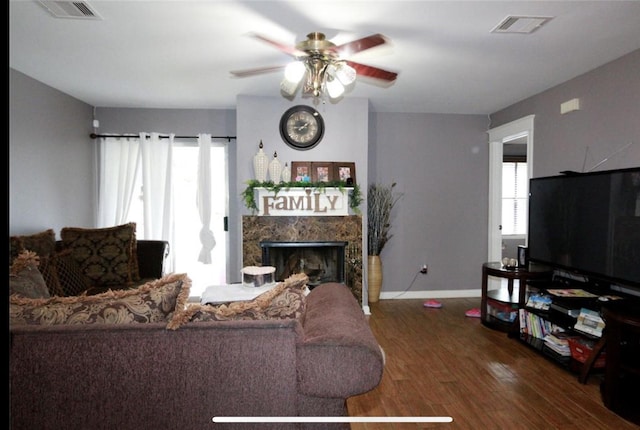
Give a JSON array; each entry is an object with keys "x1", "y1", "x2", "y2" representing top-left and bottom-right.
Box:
[{"x1": 367, "y1": 182, "x2": 402, "y2": 256}]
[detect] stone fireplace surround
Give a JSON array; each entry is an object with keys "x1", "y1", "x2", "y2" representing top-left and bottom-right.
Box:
[{"x1": 242, "y1": 215, "x2": 363, "y2": 304}]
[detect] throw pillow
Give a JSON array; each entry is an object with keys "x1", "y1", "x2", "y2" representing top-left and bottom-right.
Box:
[
  {"x1": 9, "y1": 229, "x2": 88, "y2": 296},
  {"x1": 9, "y1": 251, "x2": 50, "y2": 299},
  {"x1": 60, "y1": 223, "x2": 139, "y2": 287},
  {"x1": 38, "y1": 255, "x2": 65, "y2": 297},
  {"x1": 9, "y1": 273, "x2": 191, "y2": 326},
  {"x1": 9, "y1": 229, "x2": 56, "y2": 265},
  {"x1": 166, "y1": 273, "x2": 308, "y2": 330},
  {"x1": 52, "y1": 250, "x2": 94, "y2": 296}
]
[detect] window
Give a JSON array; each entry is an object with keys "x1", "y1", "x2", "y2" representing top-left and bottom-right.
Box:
[
  {"x1": 171, "y1": 142, "x2": 227, "y2": 296},
  {"x1": 501, "y1": 160, "x2": 528, "y2": 236}
]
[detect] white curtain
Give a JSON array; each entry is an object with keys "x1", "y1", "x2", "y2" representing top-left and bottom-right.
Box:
[
  {"x1": 139, "y1": 133, "x2": 175, "y2": 272},
  {"x1": 197, "y1": 133, "x2": 216, "y2": 263},
  {"x1": 97, "y1": 136, "x2": 140, "y2": 227},
  {"x1": 97, "y1": 132, "x2": 175, "y2": 271}
]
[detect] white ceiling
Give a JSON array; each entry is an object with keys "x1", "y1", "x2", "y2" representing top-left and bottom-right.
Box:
[{"x1": 9, "y1": 0, "x2": 640, "y2": 114}]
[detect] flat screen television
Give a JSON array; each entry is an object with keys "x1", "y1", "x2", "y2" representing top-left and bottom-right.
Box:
[{"x1": 527, "y1": 167, "x2": 640, "y2": 293}]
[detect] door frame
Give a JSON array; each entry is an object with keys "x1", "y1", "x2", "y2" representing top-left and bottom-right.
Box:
[{"x1": 487, "y1": 115, "x2": 535, "y2": 262}]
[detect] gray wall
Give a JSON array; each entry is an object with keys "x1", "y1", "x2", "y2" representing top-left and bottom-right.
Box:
[
  {"x1": 491, "y1": 49, "x2": 640, "y2": 178},
  {"x1": 9, "y1": 69, "x2": 95, "y2": 234},
  {"x1": 369, "y1": 113, "x2": 489, "y2": 297},
  {"x1": 9, "y1": 48, "x2": 640, "y2": 298}
]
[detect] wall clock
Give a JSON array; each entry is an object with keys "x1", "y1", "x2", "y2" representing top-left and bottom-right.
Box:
[{"x1": 279, "y1": 105, "x2": 325, "y2": 150}]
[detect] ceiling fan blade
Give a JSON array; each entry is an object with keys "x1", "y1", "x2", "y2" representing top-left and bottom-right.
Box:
[
  {"x1": 230, "y1": 65, "x2": 286, "y2": 78},
  {"x1": 334, "y1": 33, "x2": 389, "y2": 57},
  {"x1": 248, "y1": 32, "x2": 307, "y2": 57},
  {"x1": 346, "y1": 61, "x2": 398, "y2": 82}
]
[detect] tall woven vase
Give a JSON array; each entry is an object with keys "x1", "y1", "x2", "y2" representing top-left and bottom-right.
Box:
[{"x1": 367, "y1": 255, "x2": 383, "y2": 303}]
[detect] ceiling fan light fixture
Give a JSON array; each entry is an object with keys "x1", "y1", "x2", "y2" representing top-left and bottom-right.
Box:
[
  {"x1": 232, "y1": 32, "x2": 397, "y2": 102},
  {"x1": 325, "y1": 74, "x2": 345, "y2": 99},
  {"x1": 284, "y1": 61, "x2": 306, "y2": 84},
  {"x1": 302, "y1": 58, "x2": 328, "y2": 98},
  {"x1": 280, "y1": 78, "x2": 300, "y2": 97},
  {"x1": 335, "y1": 62, "x2": 356, "y2": 86}
]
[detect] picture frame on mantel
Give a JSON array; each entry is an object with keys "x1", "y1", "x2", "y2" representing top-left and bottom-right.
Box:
[
  {"x1": 334, "y1": 162, "x2": 356, "y2": 185},
  {"x1": 311, "y1": 162, "x2": 333, "y2": 182},
  {"x1": 291, "y1": 162, "x2": 312, "y2": 182}
]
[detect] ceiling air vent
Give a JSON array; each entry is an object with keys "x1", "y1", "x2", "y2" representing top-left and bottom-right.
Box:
[
  {"x1": 491, "y1": 16, "x2": 553, "y2": 34},
  {"x1": 38, "y1": 1, "x2": 102, "y2": 20}
]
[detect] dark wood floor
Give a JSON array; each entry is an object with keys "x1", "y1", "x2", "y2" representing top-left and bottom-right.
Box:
[{"x1": 347, "y1": 298, "x2": 639, "y2": 430}]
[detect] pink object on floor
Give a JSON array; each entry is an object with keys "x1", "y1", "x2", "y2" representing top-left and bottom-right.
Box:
[
  {"x1": 465, "y1": 308, "x2": 481, "y2": 318},
  {"x1": 423, "y1": 299, "x2": 442, "y2": 308}
]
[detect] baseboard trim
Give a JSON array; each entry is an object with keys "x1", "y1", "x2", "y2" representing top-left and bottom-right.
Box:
[
  {"x1": 379, "y1": 289, "x2": 481, "y2": 300},
  {"x1": 361, "y1": 289, "x2": 481, "y2": 312}
]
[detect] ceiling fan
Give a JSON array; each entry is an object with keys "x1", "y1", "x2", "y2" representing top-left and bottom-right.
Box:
[{"x1": 230, "y1": 32, "x2": 398, "y2": 100}]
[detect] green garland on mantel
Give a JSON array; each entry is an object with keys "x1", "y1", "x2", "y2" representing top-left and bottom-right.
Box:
[{"x1": 242, "y1": 180, "x2": 362, "y2": 214}]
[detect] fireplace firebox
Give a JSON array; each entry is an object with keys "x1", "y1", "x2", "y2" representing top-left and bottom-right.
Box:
[{"x1": 261, "y1": 241, "x2": 347, "y2": 287}]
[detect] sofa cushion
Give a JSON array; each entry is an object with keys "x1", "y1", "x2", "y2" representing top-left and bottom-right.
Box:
[
  {"x1": 9, "y1": 273, "x2": 191, "y2": 326},
  {"x1": 9, "y1": 251, "x2": 50, "y2": 299},
  {"x1": 9, "y1": 229, "x2": 56, "y2": 264},
  {"x1": 60, "y1": 223, "x2": 140, "y2": 287},
  {"x1": 167, "y1": 273, "x2": 308, "y2": 330}
]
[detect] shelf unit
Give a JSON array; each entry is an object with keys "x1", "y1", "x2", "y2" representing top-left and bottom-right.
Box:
[{"x1": 517, "y1": 278, "x2": 609, "y2": 381}]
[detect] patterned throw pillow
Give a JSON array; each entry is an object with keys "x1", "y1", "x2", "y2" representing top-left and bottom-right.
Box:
[
  {"x1": 9, "y1": 251, "x2": 50, "y2": 299},
  {"x1": 60, "y1": 223, "x2": 139, "y2": 287},
  {"x1": 9, "y1": 229, "x2": 56, "y2": 265},
  {"x1": 9, "y1": 273, "x2": 191, "y2": 326},
  {"x1": 166, "y1": 273, "x2": 308, "y2": 330}
]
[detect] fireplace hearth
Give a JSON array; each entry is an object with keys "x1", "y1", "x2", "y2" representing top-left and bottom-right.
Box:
[{"x1": 261, "y1": 241, "x2": 347, "y2": 287}]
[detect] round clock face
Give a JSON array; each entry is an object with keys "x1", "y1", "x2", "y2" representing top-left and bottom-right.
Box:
[{"x1": 279, "y1": 105, "x2": 325, "y2": 150}]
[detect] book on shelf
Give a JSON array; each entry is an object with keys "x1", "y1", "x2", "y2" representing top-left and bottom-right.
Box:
[
  {"x1": 526, "y1": 294, "x2": 552, "y2": 310},
  {"x1": 519, "y1": 309, "x2": 564, "y2": 339},
  {"x1": 546, "y1": 289, "x2": 598, "y2": 298},
  {"x1": 543, "y1": 332, "x2": 573, "y2": 356},
  {"x1": 573, "y1": 308, "x2": 605, "y2": 337}
]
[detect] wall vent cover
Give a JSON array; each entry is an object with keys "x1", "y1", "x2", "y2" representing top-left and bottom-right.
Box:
[
  {"x1": 38, "y1": 1, "x2": 102, "y2": 20},
  {"x1": 491, "y1": 16, "x2": 553, "y2": 34}
]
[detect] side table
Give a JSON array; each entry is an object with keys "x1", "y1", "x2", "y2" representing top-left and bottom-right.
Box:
[{"x1": 481, "y1": 262, "x2": 552, "y2": 332}]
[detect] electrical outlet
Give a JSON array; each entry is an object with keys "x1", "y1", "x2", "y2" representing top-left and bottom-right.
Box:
[{"x1": 420, "y1": 264, "x2": 428, "y2": 274}]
